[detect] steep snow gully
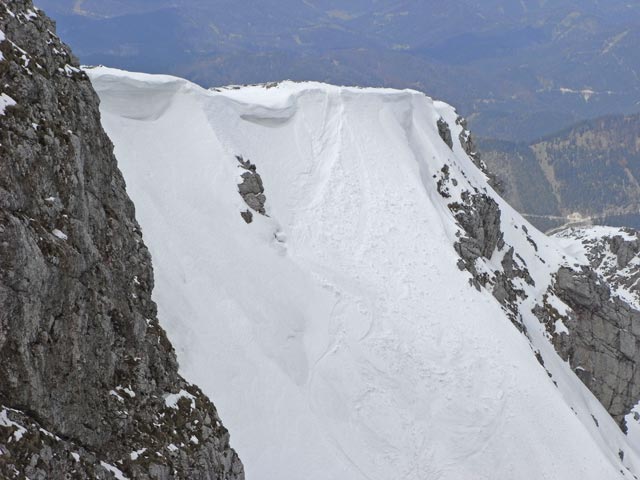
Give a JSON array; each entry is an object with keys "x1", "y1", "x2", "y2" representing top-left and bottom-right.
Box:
[{"x1": 90, "y1": 67, "x2": 640, "y2": 479}]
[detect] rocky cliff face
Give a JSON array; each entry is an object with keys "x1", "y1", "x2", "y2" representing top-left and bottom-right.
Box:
[
  {"x1": 546, "y1": 227, "x2": 640, "y2": 427},
  {"x1": 0, "y1": 1, "x2": 243, "y2": 478},
  {"x1": 550, "y1": 266, "x2": 640, "y2": 425}
]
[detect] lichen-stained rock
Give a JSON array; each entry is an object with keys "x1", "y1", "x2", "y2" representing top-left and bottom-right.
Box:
[{"x1": 0, "y1": 1, "x2": 243, "y2": 478}]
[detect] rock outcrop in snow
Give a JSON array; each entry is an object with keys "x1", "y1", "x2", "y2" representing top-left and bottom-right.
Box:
[
  {"x1": 89, "y1": 66, "x2": 640, "y2": 479},
  {"x1": 0, "y1": 1, "x2": 242, "y2": 478},
  {"x1": 236, "y1": 155, "x2": 266, "y2": 223},
  {"x1": 557, "y1": 227, "x2": 640, "y2": 307},
  {"x1": 554, "y1": 227, "x2": 640, "y2": 430},
  {"x1": 443, "y1": 131, "x2": 640, "y2": 433},
  {"x1": 435, "y1": 115, "x2": 640, "y2": 435},
  {"x1": 551, "y1": 266, "x2": 640, "y2": 425}
]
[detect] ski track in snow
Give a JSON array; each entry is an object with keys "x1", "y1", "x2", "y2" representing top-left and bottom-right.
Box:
[{"x1": 89, "y1": 67, "x2": 640, "y2": 480}]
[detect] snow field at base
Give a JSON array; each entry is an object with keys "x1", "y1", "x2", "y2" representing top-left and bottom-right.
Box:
[{"x1": 89, "y1": 67, "x2": 640, "y2": 479}]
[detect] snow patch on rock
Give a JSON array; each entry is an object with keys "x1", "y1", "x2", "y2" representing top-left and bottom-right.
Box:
[{"x1": 0, "y1": 93, "x2": 16, "y2": 115}]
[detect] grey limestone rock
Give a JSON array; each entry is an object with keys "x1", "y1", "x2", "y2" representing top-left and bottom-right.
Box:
[
  {"x1": 449, "y1": 190, "x2": 531, "y2": 328},
  {"x1": 236, "y1": 155, "x2": 266, "y2": 222},
  {"x1": 0, "y1": 1, "x2": 243, "y2": 477},
  {"x1": 545, "y1": 267, "x2": 640, "y2": 427},
  {"x1": 607, "y1": 233, "x2": 640, "y2": 270},
  {"x1": 537, "y1": 228, "x2": 640, "y2": 429},
  {"x1": 493, "y1": 247, "x2": 534, "y2": 313},
  {"x1": 447, "y1": 128, "x2": 640, "y2": 432},
  {"x1": 451, "y1": 192, "x2": 505, "y2": 262},
  {"x1": 437, "y1": 117, "x2": 453, "y2": 150},
  {"x1": 450, "y1": 192, "x2": 640, "y2": 430}
]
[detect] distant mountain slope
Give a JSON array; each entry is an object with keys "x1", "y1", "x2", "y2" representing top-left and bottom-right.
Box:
[
  {"x1": 89, "y1": 66, "x2": 640, "y2": 479},
  {"x1": 35, "y1": 0, "x2": 640, "y2": 141},
  {"x1": 480, "y1": 113, "x2": 640, "y2": 232}
]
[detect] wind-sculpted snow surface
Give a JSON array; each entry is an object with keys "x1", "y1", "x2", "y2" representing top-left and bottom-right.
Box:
[{"x1": 89, "y1": 67, "x2": 640, "y2": 479}]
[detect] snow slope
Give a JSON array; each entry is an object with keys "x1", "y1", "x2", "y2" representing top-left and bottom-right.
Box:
[{"x1": 89, "y1": 67, "x2": 640, "y2": 479}]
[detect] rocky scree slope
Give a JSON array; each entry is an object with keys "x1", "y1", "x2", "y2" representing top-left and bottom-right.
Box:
[{"x1": 0, "y1": 1, "x2": 243, "y2": 478}]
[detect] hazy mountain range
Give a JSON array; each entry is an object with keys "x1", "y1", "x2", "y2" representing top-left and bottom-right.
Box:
[
  {"x1": 481, "y1": 113, "x2": 640, "y2": 232},
  {"x1": 36, "y1": 0, "x2": 640, "y2": 142}
]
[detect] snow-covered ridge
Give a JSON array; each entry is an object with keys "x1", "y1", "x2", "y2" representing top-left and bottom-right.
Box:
[{"x1": 89, "y1": 66, "x2": 640, "y2": 479}]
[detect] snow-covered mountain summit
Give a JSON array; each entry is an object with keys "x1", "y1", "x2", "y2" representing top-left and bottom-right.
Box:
[{"x1": 89, "y1": 66, "x2": 640, "y2": 479}]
